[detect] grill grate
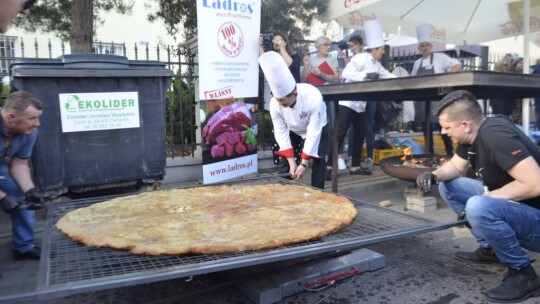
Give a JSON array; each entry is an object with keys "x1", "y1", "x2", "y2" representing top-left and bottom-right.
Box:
[{"x1": 36, "y1": 177, "x2": 449, "y2": 299}]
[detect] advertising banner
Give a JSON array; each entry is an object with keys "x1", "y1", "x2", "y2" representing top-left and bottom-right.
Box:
[
  {"x1": 197, "y1": 0, "x2": 261, "y2": 184},
  {"x1": 59, "y1": 92, "x2": 140, "y2": 133}
]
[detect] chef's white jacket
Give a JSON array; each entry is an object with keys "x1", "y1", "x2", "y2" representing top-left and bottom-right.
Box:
[
  {"x1": 411, "y1": 52, "x2": 460, "y2": 75},
  {"x1": 270, "y1": 83, "x2": 327, "y2": 160},
  {"x1": 340, "y1": 52, "x2": 397, "y2": 112}
]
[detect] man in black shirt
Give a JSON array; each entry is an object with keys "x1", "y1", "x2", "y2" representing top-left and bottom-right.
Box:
[{"x1": 416, "y1": 90, "x2": 540, "y2": 303}]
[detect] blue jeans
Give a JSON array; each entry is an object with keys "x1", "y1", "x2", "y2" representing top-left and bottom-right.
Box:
[
  {"x1": 363, "y1": 101, "x2": 376, "y2": 159},
  {"x1": 439, "y1": 177, "x2": 540, "y2": 269},
  {"x1": 0, "y1": 163, "x2": 35, "y2": 253}
]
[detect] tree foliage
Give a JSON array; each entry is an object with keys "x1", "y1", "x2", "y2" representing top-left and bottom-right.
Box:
[
  {"x1": 260, "y1": 0, "x2": 328, "y2": 41},
  {"x1": 13, "y1": 0, "x2": 134, "y2": 53},
  {"x1": 145, "y1": 1, "x2": 197, "y2": 43}
]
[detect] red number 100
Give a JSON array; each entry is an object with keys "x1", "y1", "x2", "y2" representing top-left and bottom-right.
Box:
[{"x1": 220, "y1": 24, "x2": 236, "y2": 39}]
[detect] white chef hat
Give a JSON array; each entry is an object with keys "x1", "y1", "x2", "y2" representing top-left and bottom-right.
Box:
[
  {"x1": 416, "y1": 23, "x2": 433, "y2": 44},
  {"x1": 258, "y1": 51, "x2": 296, "y2": 98},
  {"x1": 365, "y1": 19, "x2": 385, "y2": 49}
]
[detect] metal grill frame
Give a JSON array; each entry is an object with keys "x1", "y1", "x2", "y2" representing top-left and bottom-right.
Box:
[{"x1": 23, "y1": 177, "x2": 458, "y2": 301}]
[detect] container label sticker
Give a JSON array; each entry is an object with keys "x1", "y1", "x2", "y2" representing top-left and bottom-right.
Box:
[{"x1": 59, "y1": 92, "x2": 140, "y2": 132}]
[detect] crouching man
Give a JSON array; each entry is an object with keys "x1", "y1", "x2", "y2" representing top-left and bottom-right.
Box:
[{"x1": 416, "y1": 90, "x2": 540, "y2": 303}]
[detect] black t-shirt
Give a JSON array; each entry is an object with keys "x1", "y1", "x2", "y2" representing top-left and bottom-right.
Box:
[{"x1": 456, "y1": 115, "x2": 540, "y2": 209}]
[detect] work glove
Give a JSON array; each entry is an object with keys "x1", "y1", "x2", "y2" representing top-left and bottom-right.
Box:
[
  {"x1": 0, "y1": 195, "x2": 22, "y2": 214},
  {"x1": 416, "y1": 171, "x2": 437, "y2": 194},
  {"x1": 457, "y1": 209, "x2": 472, "y2": 229},
  {"x1": 24, "y1": 188, "x2": 46, "y2": 211},
  {"x1": 365, "y1": 72, "x2": 379, "y2": 80}
]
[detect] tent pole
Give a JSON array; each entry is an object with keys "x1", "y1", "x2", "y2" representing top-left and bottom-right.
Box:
[{"x1": 524, "y1": 0, "x2": 531, "y2": 134}]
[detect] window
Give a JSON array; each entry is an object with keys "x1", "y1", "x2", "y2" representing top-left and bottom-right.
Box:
[
  {"x1": 92, "y1": 42, "x2": 125, "y2": 56},
  {"x1": 0, "y1": 36, "x2": 17, "y2": 75}
]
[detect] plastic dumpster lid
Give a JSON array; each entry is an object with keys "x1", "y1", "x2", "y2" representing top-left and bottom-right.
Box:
[
  {"x1": 61, "y1": 54, "x2": 130, "y2": 68},
  {"x1": 62, "y1": 54, "x2": 168, "y2": 69},
  {"x1": 10, "y1": 54, "x2": 173, "y2": 78}
]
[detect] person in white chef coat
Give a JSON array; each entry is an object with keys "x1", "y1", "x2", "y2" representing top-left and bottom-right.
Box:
[
  {"x1": 340, "y1": 19, "x2": 397, "y2": 170},
  {"x1": 259, "y1": 51, "x2": 329, "y2": 189},
  {"x1": 412, "y1": 23, "x2": 461, "y2": 155}
]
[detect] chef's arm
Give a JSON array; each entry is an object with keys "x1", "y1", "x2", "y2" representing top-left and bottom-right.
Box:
[
  {"x1": 10, "y1": 157, "x2": 35, "y2": 193},
  {"x1": 287, "y1": 157, "x2": 298, "y2": 172},
  {"x1": 431, "y1": 153, "x2": 469, "y2": 182},
  {"x1": 488, "y1": 156, "x2": 540, "y2": 200},
  {"x1": 449, "y1": 63, "x2": 462, "y2": 72},
  {"x1": 377, "y1": 64, "x2": 398, "y2": 79},
  {"x1": 270, "y1": 103, "x2": 296, "y2": 172},
  {"x1": 342, "y1": 59, "x2": 367, "y2": 81}
]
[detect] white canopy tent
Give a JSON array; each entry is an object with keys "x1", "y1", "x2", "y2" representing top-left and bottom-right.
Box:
[{"x1": 323, "y1": 0, "x2": 539, "y2": 132}]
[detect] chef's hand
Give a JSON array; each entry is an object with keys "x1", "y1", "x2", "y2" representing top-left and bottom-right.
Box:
[
  {"x1": 289, "y1": 166, "x2": 297, "y2": 179},
  {"x1": 0, "y1": 195, "x2": 23, "y2": 214},
  {"x1": 365, "y1": 72, "x2": 379, "y2": 80},
  {"x1": 457, "y1": 209, "x2": 472, "y2": 229},
  {"x1": 293, "y1": 162, "x2": 307, "y2": 180},
  {"x1": 416, "y1": 172, "x2": 437, "y2": 194},
  {"x1": 24, "y1": 188, "x2": 46, "y2": 211}
]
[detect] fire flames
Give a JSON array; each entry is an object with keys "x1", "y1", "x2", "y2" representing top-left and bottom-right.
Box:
[
  {"x1": 401, "y1": 147, "x2": 412, "y2": 161},
  {"x1": 400, "y1": 147, "x2": 448, "y2": 168}
]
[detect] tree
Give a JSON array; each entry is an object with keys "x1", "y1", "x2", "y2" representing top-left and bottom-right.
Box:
[
  {"x1": 145, "y1": 1, "x2": 196, "y2": 44},
  {"x1": 260, "y1": 0, "x2": 328, "y2": 42},
  {"x1": 13, "y1": 0, "x2": 134, "y2": 53}
]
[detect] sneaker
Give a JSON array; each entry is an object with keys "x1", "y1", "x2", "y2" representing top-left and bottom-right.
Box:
[
  {"x1": 350, "y1": 168, "x2": 372, "y2": 175},
  {"x1": 345, "y1": 156, "x2": 352, "y2": 168},
  {"x1": 363, "y1": 157, "x2": 373, "y2": 170},
  {"x1": 455, "y1": 247, "x2": 500, "y2": 264},
  {"x1": 484, "y1": 264, "x2": 540, "y2": 303},
  {"x1": 338, "y1": 158, "x2": 347, "y2": 170},
  {"x1": 14, "y1": 246, "x2": 41, "y2": 260}
]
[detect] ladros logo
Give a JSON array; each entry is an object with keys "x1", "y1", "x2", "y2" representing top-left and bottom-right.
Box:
[
  {"x1": 65, "y1": 95, "x2": 80, "y2": 112},
  {"x1": 202, "y1": 0, "x2": 254, "y2": 14}
]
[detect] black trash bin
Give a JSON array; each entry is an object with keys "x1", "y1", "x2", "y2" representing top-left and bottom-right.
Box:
[{"x1": 10, "y1": 54, "x2": 173, "y2": 197}]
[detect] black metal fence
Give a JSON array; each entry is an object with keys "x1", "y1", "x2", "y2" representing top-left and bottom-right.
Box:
[{"x1": 1, "y1": 37, "x2": 536, "y2": 158}]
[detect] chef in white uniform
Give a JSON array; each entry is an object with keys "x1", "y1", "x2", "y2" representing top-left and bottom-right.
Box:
[
  {"x1": 412, "y1": 23, "x2": 461, "y2": 155},
  {"x1": 259, "y1": 51, "x2": 329, "y2": 189},
  {"x1": 341, "y1": 19, "x2": 397, "y2": 170}
]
